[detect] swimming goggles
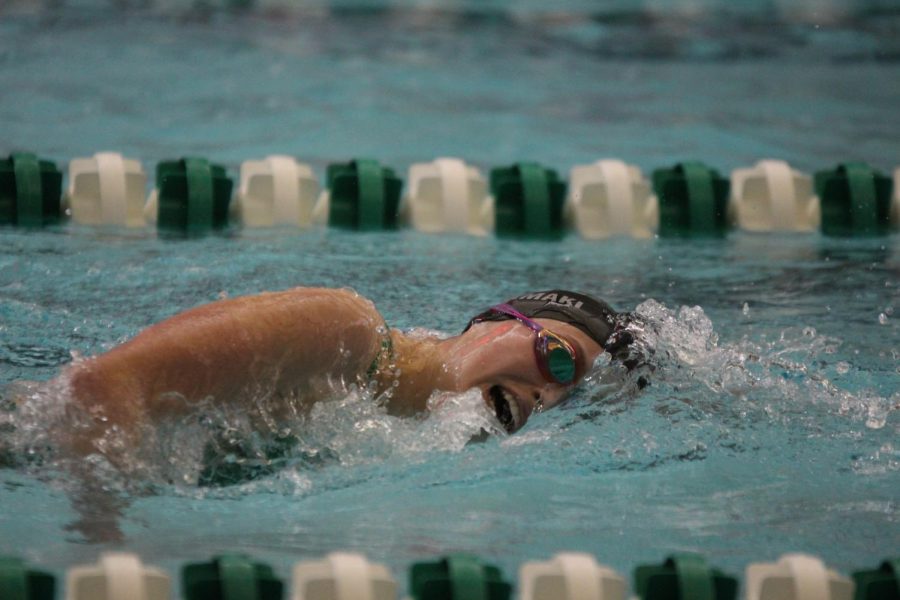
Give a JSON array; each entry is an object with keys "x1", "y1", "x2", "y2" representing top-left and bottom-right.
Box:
[{"x1": 468, "y1": 303, "x2": 579, "y2": 385}]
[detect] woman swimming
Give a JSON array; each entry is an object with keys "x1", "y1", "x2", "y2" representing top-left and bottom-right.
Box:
[
  {"x1": 61, "y1": 287, "x2": 638, "y2": 460},
  {"x1": 7, "y1": 287, "x2": 641, "y2": 541}
]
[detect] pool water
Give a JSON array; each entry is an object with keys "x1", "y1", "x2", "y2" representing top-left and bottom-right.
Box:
[{"x1": 1, "y1": 0, "x2": 898, "y2": 593}]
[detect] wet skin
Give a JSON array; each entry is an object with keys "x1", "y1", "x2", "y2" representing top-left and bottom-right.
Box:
[
  {"x1": 48, "y1": 287, "x2": 605, "y2": 543},
  {"x1": 440, "y1": 319, "x2": 605, "y2": 432},
  {"x1": 63, "y1": 287, "x2": 606, "y2": 459},
  {"x1": 371, "y1": 316, "x2": 605, "y2": 433}
]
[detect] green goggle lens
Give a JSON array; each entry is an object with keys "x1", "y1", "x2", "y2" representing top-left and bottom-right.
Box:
[{"x1": 546, "y1": 345, "x2": 576, "y2": 383}]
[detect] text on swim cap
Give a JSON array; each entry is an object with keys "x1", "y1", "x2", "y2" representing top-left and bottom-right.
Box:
[{"x1": 516, "y1": 292, "x2": 584, "y2": 309}]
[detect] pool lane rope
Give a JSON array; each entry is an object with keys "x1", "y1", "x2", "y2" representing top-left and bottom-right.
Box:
[
  {"x1": 5, "y1": 150, "x2": 898, "y2": 236},
  {"x1": 3, "y1": 551, "x2": 899, "y2": 600}
]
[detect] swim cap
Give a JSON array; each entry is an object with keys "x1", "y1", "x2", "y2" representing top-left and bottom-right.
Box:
[{"x1": 464, "y1": 290, "x2": 620, "y2": 347}]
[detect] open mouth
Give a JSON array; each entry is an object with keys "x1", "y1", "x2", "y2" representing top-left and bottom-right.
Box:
[{"x1": 487, "y1": 385, "x2": 522, "y2": 433}]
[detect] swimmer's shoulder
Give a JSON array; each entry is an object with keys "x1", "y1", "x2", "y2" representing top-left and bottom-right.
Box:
[
  {"x1": 196, "y1": 287, "x2": 381, "y2": 320},
  {"x1": 268, "y1": 287, "x2": 383, "y2": 320},
  {"x1": 249, "y1": 288, "x2": 387, "y2": 344}
]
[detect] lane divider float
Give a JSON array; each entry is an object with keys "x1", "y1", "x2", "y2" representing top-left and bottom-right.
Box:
[
  {"x1": 565, "y1": 159, "x2": 657, "y2": 239},
  {"x1": 652, "y1": 161, "x2": 731, "y2": 237},
  {"x1": 815, "y1": 163, "x2": 894, "y2": 236},
  {"x1": 409, "y1": 554, "x2": 512, "y2": 600},
  {"x1": 66, "y1": 152, "x2": 148, "y2": 227},
  {"x1": 745, "y1": 553, "x2": 853, "y2": 600},
  {"x1": 852, "y1": 558, "x2": 900, "y2": 600},
  {"x1": 519, "y1": 551, "x2": 626, "y2": 600},
  {"x1": 1, "y1": 151, "x2": 898, "y2": 237},
  {"x1": 182, "y1": 554, "x2": 283, "y2": 600},
  {"x1": 66, "y1": 552, "x2": 170, "y2": 600},
  {"x1": 400, "y1": 157, "x2": 492, "y2": 236},
  {"x1": 293, "y1": 551, "x2": 396, "y2": 600},
  {"x1": 315, "y1": 159, "x2": 403, "y2": 231},
  {"x1": 0, "y1": 153, "x2": 62, "y2": 227},
  {"x1": 490, "y1": 162, "x2": 567, "y2": 239},
  {"x1": 0, "y1": 555, "x2": 55, "y2": 600},
  {"x1": 235, "y1": 155, "x2": 319, "y2": 228},
  {"x1": 145, "y1": 157, "x2": 233, "y2": 233},
  {"x1": 730, "y1": 160, "x2": 819, "y2": 233},
  {"x1": 634, "y1": 553, "x2": 737, "y2": 600}
]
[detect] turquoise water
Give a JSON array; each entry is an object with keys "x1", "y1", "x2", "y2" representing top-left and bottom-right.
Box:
[{"x1": 1, "y1": 0, "x2": 899, "y2": 592}]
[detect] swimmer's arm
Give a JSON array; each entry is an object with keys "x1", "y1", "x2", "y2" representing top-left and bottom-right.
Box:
[{"x1": 66, "y1": 287, "x2": 384, "y2": 426}]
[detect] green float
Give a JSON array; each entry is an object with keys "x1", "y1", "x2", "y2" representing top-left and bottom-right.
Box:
[
  {"x1": 815, "y1": 163, "x2": 894, "y2": 236},
  {"x1": 409, "y1": 554, "x2": 512, "y2": 600},
  {"x1": 182, "y1": 554, "x2": 283, "y2": 600},
  {"x1": 156, "y1": 157, "x2": 233, "y2": 232},
  {"x1": 0, "y1": 153, "x2": 62, "y2": 227},
  {"x1": 634, "y1": 553, "x2": 738, "y2": 600},
  {"x1": 0, "y1": 556, "x2": 55, "y2": 600},
  {"x1": 327, "y1": 159, "x2": 403, "y2": 230},
  {"x1": 853, "y1": 558, "x2": 900, "y2": 600},
  {"x1": 652, "y1": 161, "x2": 730, "y2": 236},
  {"x1": 490, "y1": 162, "x2": 566, "y2": 239}
]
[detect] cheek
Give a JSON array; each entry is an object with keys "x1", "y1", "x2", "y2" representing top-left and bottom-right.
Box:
[
  {"x1": 457, "y1": 326, "x2": 535, "y2": 380},
  {"x1": 469, "y1": 322, "x2": 517, "y2": 346}
]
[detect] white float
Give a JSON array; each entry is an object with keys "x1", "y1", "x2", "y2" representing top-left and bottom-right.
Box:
[
  {"x1": 745, "y1": 553, "x2": 854, "y2": 600},
  {"x1": 234, "y1": 155, "x2": 320, "y2": 227},
  {"x1": 66, "y1": 152, "x2": 147, "y2": 227},
  {"x1": 66, "y1": 553, "x2": 170, "y2": 600},
  {"x1": 730, "y1": 160, "x2": 819, "y2": 232},
  {"x1": 565, "y1": 159, "x2": 657, "y2": 239},
  {"x1": 519, "y1": 552, "x2": 626, "y2": 600},
  {"x1": 292, "y1": 552, "x2": 397, "y2": 600},
  {"x1": 399, "y1": 157, "x2": 492, "y2": 235}
]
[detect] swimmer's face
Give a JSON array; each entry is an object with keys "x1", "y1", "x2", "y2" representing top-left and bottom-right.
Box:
[{"x1": 449, "y1": 318, "x2": 604, "y2": 433}]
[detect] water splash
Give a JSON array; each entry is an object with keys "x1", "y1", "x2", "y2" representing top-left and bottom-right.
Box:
[
  {"x1": 2, "y1": 299, "x2": 896, "y2": 502},
  {"x1": 1, "y1": 374, "x2": 504, "y2": 499},
  {"x1": 623, "y1": 299, "x2": 896, "y2": 424},
  {"x1": 540, "y1": 299, "x2": 898, "y2": 476}
]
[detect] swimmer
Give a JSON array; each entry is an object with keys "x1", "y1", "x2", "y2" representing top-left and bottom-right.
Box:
[{"x1": 61, "y1": 287, "x2": 639, "y2": 460}]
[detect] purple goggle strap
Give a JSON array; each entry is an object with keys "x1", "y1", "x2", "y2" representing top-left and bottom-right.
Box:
[{"x1": 487, "y1": 303, "x2": 547, "y2": 334}]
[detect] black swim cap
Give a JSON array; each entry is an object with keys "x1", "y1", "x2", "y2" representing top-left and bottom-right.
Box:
[{"x1": 465, "y1": 290, "x2": 619, "y2": 347}]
